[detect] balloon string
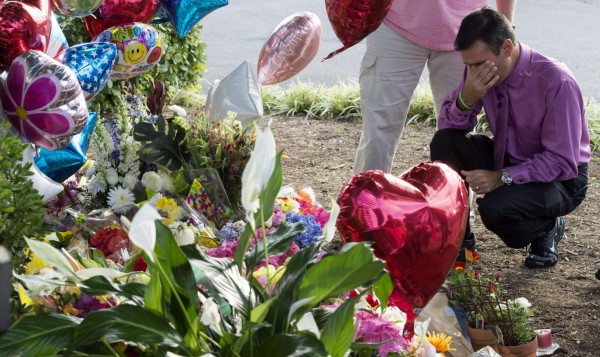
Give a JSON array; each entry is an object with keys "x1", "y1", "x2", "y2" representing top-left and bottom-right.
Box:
[
  {"x1": 321, "y1": 45, "x2": 350, "y2": 62},
  {"x1": 402, "y1": 311, "x2": 416, "y2": 340}
]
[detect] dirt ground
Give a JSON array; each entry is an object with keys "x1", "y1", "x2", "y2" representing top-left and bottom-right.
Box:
[{"x1": 267, "y1": 115, "x2": 600, "y2": 356}]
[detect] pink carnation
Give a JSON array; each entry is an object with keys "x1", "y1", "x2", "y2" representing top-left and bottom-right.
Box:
[{"x1": 354, "y1": 310, "x2": 410, "y2": 356}]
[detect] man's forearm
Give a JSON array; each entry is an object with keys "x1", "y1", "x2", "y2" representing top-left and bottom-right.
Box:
[{"x1": 496, "y1": 0, "x2": 516, "y2": 23}]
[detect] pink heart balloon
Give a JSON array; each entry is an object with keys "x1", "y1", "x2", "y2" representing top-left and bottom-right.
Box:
[
  {"x1": 257, "y1": 11, "x2": 321, "y2": 86},
  {"x1": 336, "y1": 162, "x2": 468, "y2": 337}
]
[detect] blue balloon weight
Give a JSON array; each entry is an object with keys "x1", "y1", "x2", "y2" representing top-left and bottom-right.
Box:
[
  {"x1": 163, "y1": 0, "x2": 229, "y2": 38},
  {"x1": 62, "y1": 43, "x2": 117, "y2": 100},
  {"x1": 35, "y1": 112, "x2": 98, "y2": 183}
]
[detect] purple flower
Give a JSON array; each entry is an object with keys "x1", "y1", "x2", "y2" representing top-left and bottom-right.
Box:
[
  {"x1": 354, "y1": 310, "x2": 409, "y2": 356},
  {"x1": 219, "y1": 222, "x2": 241, "y2": 242},
  {"x1": 206, "y1": 240, "x2": 239, "y2": 259},
  {"x1": 74, "y1": 294, "x2": 116, "y2": 318}
]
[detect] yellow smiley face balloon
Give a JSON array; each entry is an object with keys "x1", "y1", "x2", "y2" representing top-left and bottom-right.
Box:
[
  {"x1": 93, "y1": 22, "x2": 163, "y2": 80},
  {"x1": 123, "y1": 41, "x2": 147, "y2": 64}
]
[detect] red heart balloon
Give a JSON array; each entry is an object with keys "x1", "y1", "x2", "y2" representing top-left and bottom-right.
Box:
[
  {"x1": 336, "y1": 162, "x2": 468, "y2": 336},
  {"x1": 82, "y1": 0, "x2": 161, "y2": 39},
  {"x1": 323, "y1": 0, "x2": 392, "y2": 60},
  {"x1": 0, "y1": 0, "x2": 52, "y2": 71}
]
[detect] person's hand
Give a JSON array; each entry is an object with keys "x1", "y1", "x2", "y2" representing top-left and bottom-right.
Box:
[
  {"x1": 460, "y1": 61, "x2": 499, "y2": 107},
  {"x1": 461, "y1": 169, "x2": 503, "y2": 195}
]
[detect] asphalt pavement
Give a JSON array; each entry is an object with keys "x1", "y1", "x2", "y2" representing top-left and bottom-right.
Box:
[{"x1": 199, "y1": 0, "x2": 600, "y2": 100}]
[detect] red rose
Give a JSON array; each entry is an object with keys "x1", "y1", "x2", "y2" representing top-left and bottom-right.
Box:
[
  {"x1": 133, "y1": 256, "x2": 148, "y2": 272},
  {"x1": 90, "y1": 227, "x2": 129, "y2": 257}
]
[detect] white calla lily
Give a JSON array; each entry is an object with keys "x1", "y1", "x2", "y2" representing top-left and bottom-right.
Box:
[
  {"x1": 241, "y1": 124, "x2": 276, "y2": 228},
  {"x1": 322, "y1": 198, "x2": 340, "y2": 242},
  {"x1": 128, "y1": 203, "x2": 163, "y2": 263}
]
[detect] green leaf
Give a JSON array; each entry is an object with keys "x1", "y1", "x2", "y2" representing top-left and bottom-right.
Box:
[
  {"x1": 144, "y1": 268, "x2": 164, "y2": 316},
  {"x1": 136, "y1": 119, "x2": 190, "y2": 171},
  {"x1": 133, "y1": 121, "x2": 158, "y2": 141},
  {"x1": 0, "y1": 313, "x2": 79, "y2": 356},
  {"x1": 25, "y1": 238, "x2": 77, "y2": 280},
  {"x1": 297, "y1": 244, "x2": 385, "y2": 309},
  {"x1": 251, "y1": 298, "x2": 276, "y2": 323},
  {"x1": 73, "y1": 305, "x2": 184, "y2": 347},
  {"x1": 268, "y1": 244, "x2": 321, "y2": 332},
  {"x1": 78, "y1": 275, "x2": 146, "y2": 302},
  {"x1": 320, "y1": 297, "x2": 357, "y2": 357},
  {"x1": 257, "y1": 333, "x2": 328, "y2": 356},
  {"x1": 373, "y1": 271, "x2": 393, "y2": 311},
  {"x1": 152, "y1": 221, "x2": 200, "y2": 336},
  {"x1": 234, "y1": 222, "x2": 254, "y2": 273},
  {"x1": 257, "y1": 151, "x2": 283, "y2": 224},
  {"x1": 245, "y1": 221, "x2": 303, "y2": 273},
  {"x1": 185, "y1": 246, "x2": 256, "y2": 317}
]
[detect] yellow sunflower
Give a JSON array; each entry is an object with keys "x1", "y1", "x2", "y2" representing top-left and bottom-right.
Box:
[{"x1": 426, "y1": 331, "x2": 456, "y2": 355}]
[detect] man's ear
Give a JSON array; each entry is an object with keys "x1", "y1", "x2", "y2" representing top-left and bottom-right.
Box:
[{"x1": 502, "y1": 39, "x2": 514, "y2": 57}]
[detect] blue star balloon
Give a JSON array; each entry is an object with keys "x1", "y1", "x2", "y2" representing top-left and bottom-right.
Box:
[
  {"x1": 35, "y1": 112, "x2": 98, "y2": 183},
  {"x1": 162, "y1": 0, "x2": 229, "y2": 38},
  {"x1": 62, "y1": 43, "x2": 117, "y2": 100}
]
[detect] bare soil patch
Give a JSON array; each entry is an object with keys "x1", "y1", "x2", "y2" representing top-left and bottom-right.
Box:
[{"x1": 268, "y1": 115, "x2": 600, "y2": 356}]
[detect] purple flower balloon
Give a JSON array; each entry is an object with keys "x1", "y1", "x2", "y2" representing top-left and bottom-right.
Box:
[{"x1": 0, "y1": 50, "x2": 88, "y2": 150}]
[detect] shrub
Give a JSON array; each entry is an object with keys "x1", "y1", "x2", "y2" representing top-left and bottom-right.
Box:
[
  {"x1": 56, "y1": 15, "x2": 207, "y2": 112},
  {"x1": 0, "y1": 122, "x2": 46, "y2": 271}
]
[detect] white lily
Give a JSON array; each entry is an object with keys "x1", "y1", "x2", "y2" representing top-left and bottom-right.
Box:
[
  {"x1": 322, "y1": 198, "x2": 340, "y2": 242},
  {"x1": 128, "y1": 203, "x2": 162, "y2": 263},
  {"x1": 241, "y1": 124, "x2": 276, "y2": 229},
  {"x1": 201, "y1": 298, "x2": 222, "y2": 334}
]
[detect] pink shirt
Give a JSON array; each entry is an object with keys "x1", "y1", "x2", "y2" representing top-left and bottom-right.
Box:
[{"x1": 384, "y1": 0, "x2": 488, "y2": 51}]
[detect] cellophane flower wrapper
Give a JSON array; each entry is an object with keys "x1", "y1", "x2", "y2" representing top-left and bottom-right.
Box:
[{"x1": 185, "y1": 168, "x2": 234, "y2": 229}]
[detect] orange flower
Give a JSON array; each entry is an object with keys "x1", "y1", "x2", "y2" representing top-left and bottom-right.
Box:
[
  {"x1": 453, "y1": 261, "x2": 466, "y2": 272},
  {"x1": 465, "y1": 248, "x2": 480, "y2": 262}
]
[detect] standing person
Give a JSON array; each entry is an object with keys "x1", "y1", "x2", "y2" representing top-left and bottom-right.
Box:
[
  {"x1": 353, "y1": 0, "x2": 516, "y2": 174},
  {"x1": 430, "y1": 8, "x2": 590, "y2": 268}
]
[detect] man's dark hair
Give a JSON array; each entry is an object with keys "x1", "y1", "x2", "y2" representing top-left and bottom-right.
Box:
[{"x1": 454, "y1": 7, "x2": 515, "y2": 55}]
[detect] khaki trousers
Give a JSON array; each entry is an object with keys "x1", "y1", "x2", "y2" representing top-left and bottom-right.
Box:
[{"x1": 354, "y1": 23, "x2": 465, "y2": 174}]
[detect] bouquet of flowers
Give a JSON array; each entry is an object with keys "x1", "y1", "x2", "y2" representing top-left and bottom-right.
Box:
[{"x1": 187, "y1": 111, "x2": 256, "y2": 208}]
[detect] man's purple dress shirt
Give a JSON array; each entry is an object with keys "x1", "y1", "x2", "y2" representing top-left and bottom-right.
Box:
[{"x1": 438, "y1": 43, "x2": 591, "y2": 184}]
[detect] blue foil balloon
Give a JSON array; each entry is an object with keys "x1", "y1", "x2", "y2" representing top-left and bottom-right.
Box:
[
  {"x1": 62, "y1": 43, "x2": 117, "y2": 100},
  {"x1": 163, "y1": 0, "x2": 229, "y2": 38},
  {"x1": 35, "y1": 112, "x2": 98, "y2": 182}
]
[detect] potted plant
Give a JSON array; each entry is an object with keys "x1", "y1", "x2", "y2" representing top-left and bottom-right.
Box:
[{"x1": 447, "y1": 269, "x2": 537, "y2": 356}]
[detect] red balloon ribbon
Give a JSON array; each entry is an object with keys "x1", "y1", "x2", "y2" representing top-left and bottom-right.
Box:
[{"x1": 336, "y1": 162, "x2": 469, "y2": 338}]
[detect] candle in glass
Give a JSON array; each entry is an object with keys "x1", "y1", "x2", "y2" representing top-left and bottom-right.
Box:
[{"x1": 536, "y1": 329, "x2": 553, "y2": 349}]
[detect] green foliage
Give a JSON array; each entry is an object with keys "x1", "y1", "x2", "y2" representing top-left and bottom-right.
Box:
[
  {"x1": 56, "y1": 14, "x2": 207, "y2": 112},
  {"x1": 134, "y1": 115, "x2": 191, "y2": 171},
  {"x1": 0, "y1": 122, "x2": 45, "y2": 271},
  {"x1": 1, "y1": 131, "x2": 389, "y2": 355},
  {"x1": 406, "y1": 84, "x2": 436, "y2": 126},
  {"x1": 0, "y1": 313, "x2": 79, "y2": 356},
  {"x1": 586, "y1": 97, "x2": 600, "y2": 152}
]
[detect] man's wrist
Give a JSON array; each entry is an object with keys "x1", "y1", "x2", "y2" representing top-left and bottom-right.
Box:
[
  {"x1": 500, "y1": 169, "x2": 513, "y2": 185},
  {"x1": 457, "y1": 91, "x2": 474, "y2": 111}
]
